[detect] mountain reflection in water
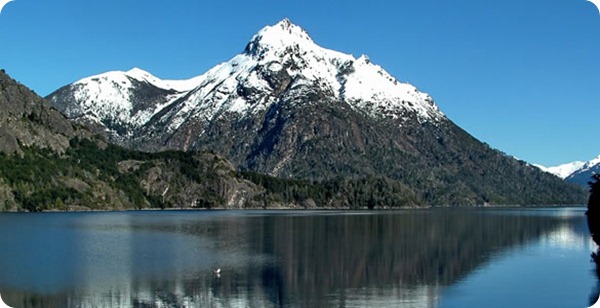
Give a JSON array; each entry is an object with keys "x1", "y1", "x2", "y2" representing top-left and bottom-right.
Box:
[{"x1": 0, "y1": 208, "x2": 588, "y2": 307}]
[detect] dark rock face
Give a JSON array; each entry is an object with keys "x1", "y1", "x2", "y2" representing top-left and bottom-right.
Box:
[
  {"x1": 0, "y1": 70, "x2": 83, "y2": 155},
  {"x1": 127, "y1": 78, "x2": 583, "y2": 205},
  {"x1": 45, "y1": 20, "x2": 587, "y2": 206},
  {"x1": 54, "y1": 74, "x2": 586, "y2": 205}
]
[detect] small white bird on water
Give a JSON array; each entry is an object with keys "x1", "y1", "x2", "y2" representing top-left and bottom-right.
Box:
[{"x1": 213, "y1": 268, "x2": 221, "y2": 277}]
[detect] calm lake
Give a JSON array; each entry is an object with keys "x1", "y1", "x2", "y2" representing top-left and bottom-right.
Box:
[{"x1": 0, "y1": 208, "x2": 596, "y2": 308}]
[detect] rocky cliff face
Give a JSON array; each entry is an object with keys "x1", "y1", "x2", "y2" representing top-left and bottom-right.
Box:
[
  {"x1": 46, "y1": 19, "x2": 586, "y2": 206},
  {"x1": 0, "y1": 70, "x2": 85, "y2": 155}
]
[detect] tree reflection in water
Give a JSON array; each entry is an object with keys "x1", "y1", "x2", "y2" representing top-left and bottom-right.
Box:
[
  {"x1": 248, "y1": 210, "x2": 562, "y2": 306},
  {"x1": 0, "y1": 209, "x2": 573, "y2": 307}
]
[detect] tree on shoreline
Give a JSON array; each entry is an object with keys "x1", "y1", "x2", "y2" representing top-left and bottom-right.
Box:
[
  {"x1": 587, "y1": 174, "x2": 600, "y2": 245},
  {"x1": 587, "y1": 174, "x2": 600, "y2": 308}
]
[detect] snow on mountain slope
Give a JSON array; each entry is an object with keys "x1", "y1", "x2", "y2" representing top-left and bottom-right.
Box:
[
  {"x1": 536, "y1": 161, "x2": 585, "y2": 179},
  {"x1": 151, "y1": 19, "x2": 444, "y2": 133},
  {"x1": 343, "y1": 55, "x2": 439, "y2": 121},
  {"x1": 244, "y1": 18, "x2": 442, "y2": 120},
  {"x1": 564, "y1": 154, "x2": 600, "y2": 187},
  {"x1": 124, "y1": 68, "x2": 205, "y2": 92},
  {"x1": 577, "y1": 155, "x2": 600, "y2": 174},
  {"x1": 48, "y1": 67, "x2": 206, "y2": 135},
  {"x1": 48, "y1": 18, "x2": 444, "y2": 137},
  {"x1": 537, "y1": 154, "x2": 600, "y2": 187}
]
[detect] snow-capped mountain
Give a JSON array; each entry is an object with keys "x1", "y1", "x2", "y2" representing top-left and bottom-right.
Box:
[
  {"x1": 565, "y1": 155, "x2": 600, "y2": 187},
  {"x1": 537, "y1": 155, "x2": 600, "y2": 187},
  {"x1": 240, "y1": 18, "x2": 441, "y2": 119},
  {"x1": 536, "y1": 161, "x2": 586, "y2": 179},
  {"x1": 46, "y1": 19, "x2": 586, "y2": 205},
  {"x1": 48, "y1": 67, "x2": 205, "y2": 139},
  {"x1": 49, "y1": 19, "x2": 442, "y2": 141}
]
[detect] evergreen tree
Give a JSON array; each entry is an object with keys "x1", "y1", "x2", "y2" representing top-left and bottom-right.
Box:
[{"x1": 589, "y1": 174, "x2": 600, "y2": 209}]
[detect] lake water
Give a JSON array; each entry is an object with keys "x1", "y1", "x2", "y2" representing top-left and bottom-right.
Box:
[{"x1": 0, "y1": 208, "x2": 596, "y2": 308}]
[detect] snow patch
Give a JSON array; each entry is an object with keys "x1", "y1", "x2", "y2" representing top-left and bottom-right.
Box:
[
  {"x1": 54, "y1": 18, "x2": 447, "y2": 136},
  {"x1": 536, "y1": 161, "x2": 586, "y2": 179}
]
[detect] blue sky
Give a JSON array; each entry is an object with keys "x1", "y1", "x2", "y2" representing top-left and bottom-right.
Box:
[{"x1": 0, "y1": 0, "x2": 598, "y2": 167}]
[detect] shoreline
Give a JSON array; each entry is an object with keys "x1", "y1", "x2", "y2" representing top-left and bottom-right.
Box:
[{"x1": 0, "y1": 203, "x2": 586, "y2": 214}]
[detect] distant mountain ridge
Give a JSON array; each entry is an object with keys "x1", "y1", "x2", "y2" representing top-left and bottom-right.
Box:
[
  {"x1": 536, "y1": 155, "x2": 600, "y2": 187},
  {"x1": 565, "y1": 155, "x2": 600, "y2": 187},
  {"x1": 46, "y1": 19, "x2": 586, "y2": 206},
  {"x1": 536, "y1": 161, "x2": 586, "y2": 179}
]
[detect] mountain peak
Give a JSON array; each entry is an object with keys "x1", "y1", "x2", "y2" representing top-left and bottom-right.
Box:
[
  {"x1": 244, "y1": 18, "x2": 315, "y2": 56},
  {"x1": 126, "y1": 67, "x2": 153, "y2": 79},
  {"x1": 564, "y1": 154, "x2": 600, "y2": 187}
]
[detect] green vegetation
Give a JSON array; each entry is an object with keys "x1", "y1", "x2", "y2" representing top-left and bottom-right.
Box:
[
  {"x1": 0, "y1": 133, "x2": 583, "y2": 212},
  {"x1": 0, "y1": 139, "x2": 425, "y2": 211},
  {"x1": 240, "y1": 171, "x2": 424, "y2": 209},
  {"x1": 0, "y1": 135, "x2": 584, "y2": 211},
  {"x1": 0, "y1": 139, "x2": 226, "y2": 211}
]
